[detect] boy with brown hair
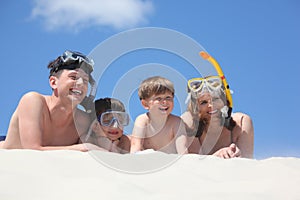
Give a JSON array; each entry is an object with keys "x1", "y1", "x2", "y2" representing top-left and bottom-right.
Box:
[{"x1": 130, "y1": 76, "x2": 187, "y2": 154}]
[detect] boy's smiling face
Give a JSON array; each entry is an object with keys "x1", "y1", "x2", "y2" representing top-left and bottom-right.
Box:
[{"x1": 142, "y1": 91, "x2": 174, "y2": 116}]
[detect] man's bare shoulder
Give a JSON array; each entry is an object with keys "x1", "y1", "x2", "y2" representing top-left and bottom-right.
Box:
[
  {"x1": 19, "y1": 91, "x2": 46, "y2": 104},
  {"x1": 17, "y1": 92, "x2": 48, "y2": 111}
]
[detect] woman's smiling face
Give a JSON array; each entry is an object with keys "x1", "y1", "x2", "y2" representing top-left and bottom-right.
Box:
[{"x1": 197, "y1": 92, "x2": 225, "y2": 119}]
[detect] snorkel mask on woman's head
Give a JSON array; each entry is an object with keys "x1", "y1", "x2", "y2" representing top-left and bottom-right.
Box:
[
  {"x1": 187, "y1": 76, "x2": 229, "y2": 118},
  {"x1": 186, "y1": 52, "x2": 233, "y2": 119},
  {"x1": 188, "y1": 76, "x2": 222, "y2": 94}
]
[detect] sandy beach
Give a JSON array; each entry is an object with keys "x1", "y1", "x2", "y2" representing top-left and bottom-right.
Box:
[{"x1": 1, "y1": 149, "x2": 299, "y2": 200}]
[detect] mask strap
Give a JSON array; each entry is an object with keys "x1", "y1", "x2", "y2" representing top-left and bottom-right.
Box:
[
  {"x1": 185, "y1": 93, "x2": 191, "y2": 104},
  {"x1": 80, "y1": 75, "x2": 97, "y2": 113},
  {"x1": 85, "y1": 119, "x2": 97, "y2": 142}
]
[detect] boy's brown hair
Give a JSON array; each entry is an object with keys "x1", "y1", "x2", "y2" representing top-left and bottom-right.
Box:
[{"x1": 138, "y1": 76, "x2": 175, "y2": 100}]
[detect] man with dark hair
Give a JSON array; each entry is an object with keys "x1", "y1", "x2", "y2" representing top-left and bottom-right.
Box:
[{"x1": 0, "y1": 50, "x2": 101, "y2": 151}]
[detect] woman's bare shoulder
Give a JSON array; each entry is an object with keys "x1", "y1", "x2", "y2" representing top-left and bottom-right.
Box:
[
  {"x1": 232, "y1": 112, "x2": 253, "y2": 126},
  {"x1": 231, "y1": 112, "x2": 254, "y2": 137}
]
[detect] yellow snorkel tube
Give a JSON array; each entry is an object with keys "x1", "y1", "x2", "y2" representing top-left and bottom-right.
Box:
[{"x1": 199, "y1": 51, "x2": 233, "y2": 117}]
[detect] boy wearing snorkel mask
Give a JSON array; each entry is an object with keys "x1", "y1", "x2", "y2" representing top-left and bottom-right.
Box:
[
  {"x1": 181, "y1": 76, "x2": 254, "y2": 158},
  {"x1": 0, "y1": 50, "x2": 102, "y2": 151},
  {"x1": 83, "y1": 98, "x2": 131, "y2": 154},
  {"x1": 130, "y1": 76, "x2": 188, "y2": 154}
]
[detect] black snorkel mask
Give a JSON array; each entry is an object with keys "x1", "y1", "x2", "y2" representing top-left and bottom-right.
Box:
[{"x1": 50, "y1": 50, "x2": 94, "y2": 75}]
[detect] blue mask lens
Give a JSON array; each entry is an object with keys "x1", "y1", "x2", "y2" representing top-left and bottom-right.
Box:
[{"x1": 98, "y1": 111, "x2": 129, "y2": 127}]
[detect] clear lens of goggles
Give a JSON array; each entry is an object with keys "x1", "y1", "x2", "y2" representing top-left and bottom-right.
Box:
[
  {"x1": 61, "y1": 50, "x2": 94, "y2": 73},
  {"x1": 62, "y1": 50, "x2": 94, "y2": 65},
  {"x1": 98, "y1": 111, "x2": 129, "y2": 127},
  {"x1": 188, "y1": 76, "x2": 222, "y2": 93}
]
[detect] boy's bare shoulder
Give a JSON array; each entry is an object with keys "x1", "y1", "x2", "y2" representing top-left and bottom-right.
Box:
[
  {"x1": 120, "y1": 134, "x2": 131, "y2": 144},
  {"x1": 136, "y1": 113, "x2": 149, "y2": 119},
  {"x1": 119, "y1": 134, "x2": 131, "y2": 153},
  {"x1": 168, "y1": 113, "x2": 183, "y2": 122},
  {"x1": 134, "y1": 113, "x2": 149, "y2": 126},
  {"x1": 180, "y1": 111, "x2": 193, "y2": 127},
  {"x1": 166, "y1": 114, "x2": 185, "y2": 129}
]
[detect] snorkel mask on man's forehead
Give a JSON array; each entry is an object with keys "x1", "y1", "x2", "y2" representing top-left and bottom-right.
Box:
[
  {"x1": 186, "y1": 51, "x2": 233, "y2": 119},
  {"x1": 49, "y1": 50, "x2": 97, "y2": 113}
]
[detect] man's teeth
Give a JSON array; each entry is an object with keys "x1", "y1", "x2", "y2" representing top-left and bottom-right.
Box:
[
  {"x1": 209, "y1": 110, "x2": 218, "y2": 114},
  {"x1": 71, "y1": 89, "x2": 82, "y2": 95}
]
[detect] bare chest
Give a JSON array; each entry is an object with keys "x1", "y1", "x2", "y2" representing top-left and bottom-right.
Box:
[
  {"x1": 43, "y1": 117, "x2": 79, "y2": 146},
  {"x1": 201, "y1": 129, "x2": 233, "y2": 155},
  {"x1": 143, "y1": 126, "x2": 175, "y2": 151}
]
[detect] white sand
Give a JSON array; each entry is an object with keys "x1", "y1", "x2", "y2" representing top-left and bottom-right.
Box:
[{"x1": 0, "y1": 150, "x2": 299, "y2": 200}]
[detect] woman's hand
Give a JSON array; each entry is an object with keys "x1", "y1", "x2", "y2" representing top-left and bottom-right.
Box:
[{"x1": 213, "y1": 143, "x2": 241, "y2": 159}]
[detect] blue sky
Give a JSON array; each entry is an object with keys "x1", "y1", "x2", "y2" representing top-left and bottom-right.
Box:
[{"x1": 1, "y1": 0, "x2": 299, "y2": 159}]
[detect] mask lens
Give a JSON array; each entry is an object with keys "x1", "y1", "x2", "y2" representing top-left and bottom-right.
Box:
[
  {"x1": 206, "y1": 76, "x2": 222, "y2": 88},
  {"x1": 61, "y1": 50, "x2": 94, "y2": 72},
  {"x1": 190, "y1": 80, "x2": 202, "y2": 90},
  {"x1": 101, "y1": 113, "x2": 114, "y2": 125},
  {"x1": 99, "y1": 111, "x2": 129, "y2": 127},
  {"x1": 71, "y1": 51, "x2": 94, "y2": 66},
  {"x1": 188, "y1": 79, "x2": 203, "y2": 92},
  {"x1": 188, "y1": 76, "x2": 222, "y2": 93}
]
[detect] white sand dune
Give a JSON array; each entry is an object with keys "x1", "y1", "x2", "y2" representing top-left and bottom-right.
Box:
[{"x1": 0, "y1": 150, "x2": 299, "y2": 200}]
